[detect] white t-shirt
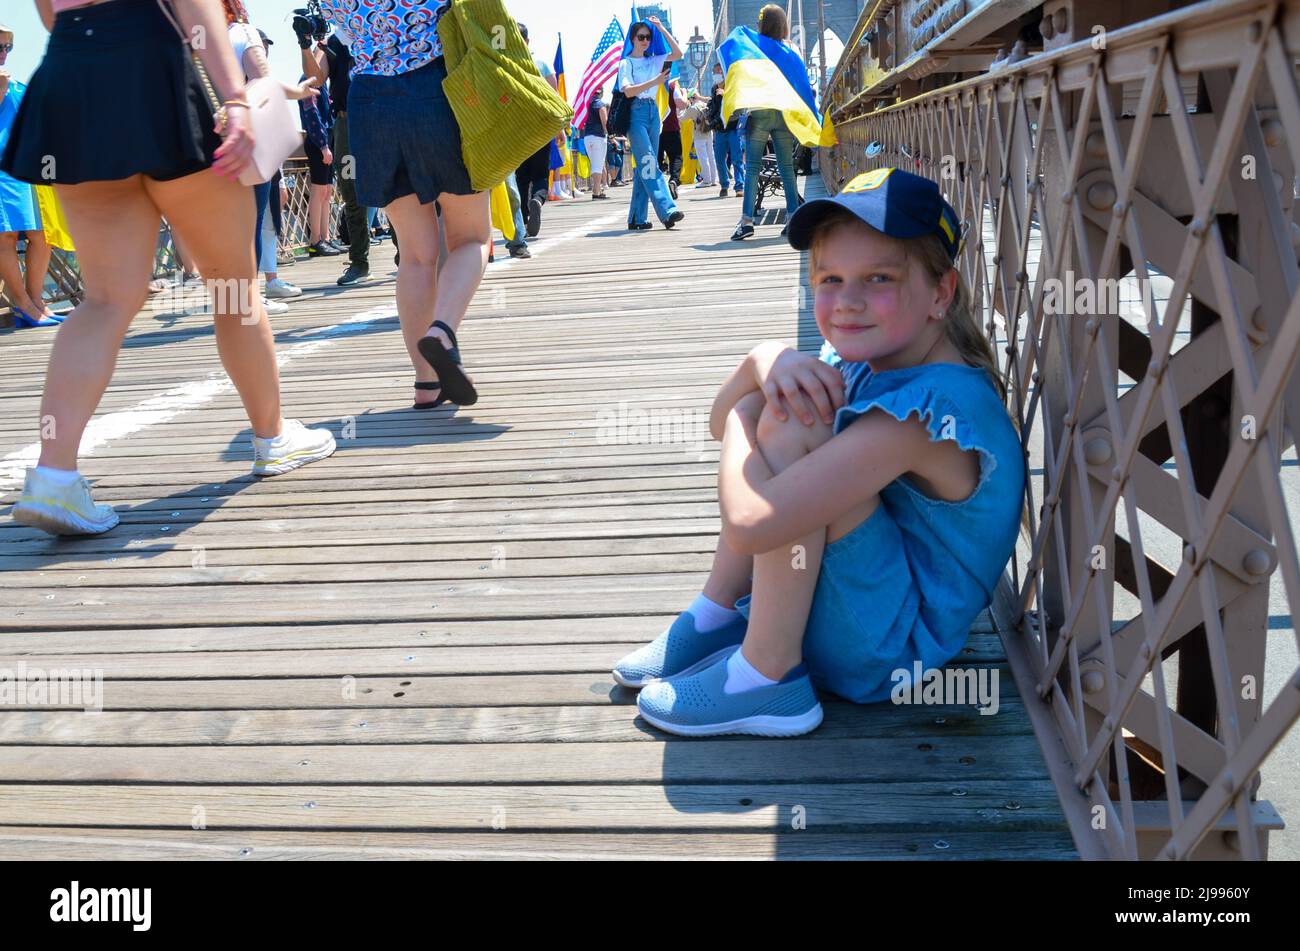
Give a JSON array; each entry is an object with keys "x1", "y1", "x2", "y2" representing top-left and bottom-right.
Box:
[
  {"x1": 227, "y1": 23, "x2": 264, "y2": 82},
  {"x1": 618, "y1": 53, "x2": 668, "y2": 100}
]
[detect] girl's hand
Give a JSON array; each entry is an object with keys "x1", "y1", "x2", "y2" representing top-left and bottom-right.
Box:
[
  {"x1": 212, "y1": 104, "x2": 255, "y2": 181},
  {"x1": 753, "y1": 343, "x2": 846, "y2": 426},
  {"x1": 322, "y1": 147, "x2": 334, "y2": 165},
  {"x1": 285, "y1": 78, "x2": 320, "y2": 101}
]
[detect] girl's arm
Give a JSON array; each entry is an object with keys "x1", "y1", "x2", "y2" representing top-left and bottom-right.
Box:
[
  {"x1": 597, "y1": 105, "x2": 608, "y2": 134},
  {"x1": 622, "y1": 65, "x2": 671, "y2": 98},
  {"x1": 709, "y1": 341, "x2": 846, "y2": 441},
  {"x1": 719, "y1": 402, "x2": 936, "y2": 556},
  {"x1": 35, "y1": 0, "x2": 54, "y2": 31},
  {"x1": 648, "y1": 16, "x2": 683, "y2": 63},
  {"x1": 174, "y1": 0, "x2": 247, "y2": 103}
]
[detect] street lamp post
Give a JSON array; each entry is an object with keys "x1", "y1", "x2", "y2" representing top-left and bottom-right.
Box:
[{"x1": 686, "y1": 26, "x2": 710, "y2": 91}]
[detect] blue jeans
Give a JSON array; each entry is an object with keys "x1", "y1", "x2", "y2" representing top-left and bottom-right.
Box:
[
  {"x1": 503, "y1": 171, "x2": 527, "y2": 250},
  {"x1": 253, "y1": 181, "x2": 275, "y2": 275},
  {"x1": 713, "y1": 127, "x2": 745, "y2": 192},
  {"x1": 742, "y1": 109, "x2": 800, "y2": 222},
  {"x1": 627, "y1": 98, "x2": 678, "y2": 225}
]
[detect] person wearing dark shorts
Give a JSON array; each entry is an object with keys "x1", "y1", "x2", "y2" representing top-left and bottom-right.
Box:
[
  {"x1": 317, "y1": 1, "x2": 487, "y2": 411},
  {"x1": 299, "y1": 81, "x2": 340, "y2": 256},
  {"x1": 301, "y1": 30, "x2": 370, "y2": 285}
]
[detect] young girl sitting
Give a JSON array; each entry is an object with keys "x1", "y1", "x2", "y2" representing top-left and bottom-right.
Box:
[{"x1": 614, "y1": 167, "x2": 1025, "y2": 737}]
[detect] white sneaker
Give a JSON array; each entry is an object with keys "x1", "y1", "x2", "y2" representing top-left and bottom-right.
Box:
[
  {"x1": 11, "y1": 468, "x2": 120, "y2": 536},
  {"x1": 251, "y1": 418, "x2": 337, "y2": 476},
  {"x1": 262, "y1": 296, "x2": 290, "y2": 316},
  {"x1": 265, "y1": 278, "x2": 302, "y2": 300}
]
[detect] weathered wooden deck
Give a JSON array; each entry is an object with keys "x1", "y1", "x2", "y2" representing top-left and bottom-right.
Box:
[{"x1": 0, "y1": 176, "x2": 1076, "y2": 859}]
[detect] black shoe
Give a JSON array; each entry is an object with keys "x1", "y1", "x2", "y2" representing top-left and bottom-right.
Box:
[
  {"x1": 508, "y1": 244, "x2": 532, "y2": 259},
  {"x1": 664, "y1": 210, "x2": 685, "y2": 229},
  {"x1": 669, "y1": 180, "x2": 679, "y2": 199},
  {"x1": 308, "y1": 241, "x2": 342, "y2": 257},
  {"x1": 627, "y1": 222, "x2": 653, "y2": 231},
  {"x1": 526, "y1": 194, "x2": 543, "y2": 238},
  {"x1": 731, "y1": 223, "x2": 755, "y2": 241},
  {"x1": 719, "y1": 187, "x2": 729, "y2": 198},
  {"x1": 337, "y1": 264, "x2": 370, "y2": 286},
  {"x1": 593, "y1": 193, "x2": 609, "y2": 200}
]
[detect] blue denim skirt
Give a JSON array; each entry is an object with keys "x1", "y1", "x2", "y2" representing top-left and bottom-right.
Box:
[{"x1": 347, "y1": 57, "x2": 476, "y2": 208}]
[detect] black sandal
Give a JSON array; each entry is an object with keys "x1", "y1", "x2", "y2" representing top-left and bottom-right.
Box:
[
  {"x1": 412, "y1": 380, "x2": 446, "y2": 410},
  {"x1": 417, "y1": 319, "x2": 478, "y2": 406}
]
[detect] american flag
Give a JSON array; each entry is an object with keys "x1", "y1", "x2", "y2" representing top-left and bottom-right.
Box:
[{"x1": 572, "y1": 17, "x2": 625, "y2": 133}]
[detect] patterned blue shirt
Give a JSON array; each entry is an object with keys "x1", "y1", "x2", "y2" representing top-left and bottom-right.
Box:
[{"x1": 317, "y1": 0, "x2": 451, "y2": 77}]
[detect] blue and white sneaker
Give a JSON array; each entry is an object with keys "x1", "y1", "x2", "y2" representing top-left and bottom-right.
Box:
[
  {"x1": 612, "y1": 612, "x2": 748, "y2": 688},
  {"x1": 637, "y1": 651, "x2": 824, "y2": 737}
]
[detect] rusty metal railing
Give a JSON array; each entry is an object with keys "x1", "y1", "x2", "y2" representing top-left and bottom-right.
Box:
[{"x1": 825, "y1": 0, "x2": 1300, "y2": 859}]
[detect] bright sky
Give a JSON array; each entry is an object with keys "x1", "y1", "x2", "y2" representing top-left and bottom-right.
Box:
[{"x1": 3, "y1": 1, "x2": 720, "y2": 89}]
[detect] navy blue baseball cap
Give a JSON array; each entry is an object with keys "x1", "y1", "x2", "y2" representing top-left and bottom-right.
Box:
[{"x1": 787, "y1": 167, "x2": 963, "y2": 261}]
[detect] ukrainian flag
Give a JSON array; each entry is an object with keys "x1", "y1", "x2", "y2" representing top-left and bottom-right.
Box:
[{"x1": 717, "y1": 26, "x2": 836, "y2": 148}]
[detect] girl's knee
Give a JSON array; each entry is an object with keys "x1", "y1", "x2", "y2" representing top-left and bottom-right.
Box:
[{"x1": 757, "y1": 401, "x2": 833, "y2": 458}]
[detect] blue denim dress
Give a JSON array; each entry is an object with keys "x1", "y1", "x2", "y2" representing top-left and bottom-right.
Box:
[{"x1": 737, "y1": 345, "x2": 1025, "y2": 703}]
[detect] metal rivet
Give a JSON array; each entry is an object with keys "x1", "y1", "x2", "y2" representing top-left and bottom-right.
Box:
[
  {"x1": 933, "y1": 839, "x2": 951, "y2": 849},
  {"x1": 1081, "y1": 669, "x2": 1105, "y2": 694},
  {"x1": 161, "y1": 526, "x2": 170, "y2": 532},
  {"x1": 1083, "y1": 435, "x2": 1112, "y2": 465},
  {"x1": 200, "y1": 497, "x2": 209, "y2": 502},
  {"x1": 304, "y1": 801, "x2": 316, "y2": 809},
  {"x1": 1006, "y1": 800, "x2": 1021, "y2": 810},
  {"x1": 1190, "y1": 218, "x2": 1206, "y2": 238},
  {"x1": 951, "y1": 787, "x2": 967, "y2": 796},
  {"x1": 1111, "y1": 466, "x2": 1123, "y2": 483},
  {"x1": 171, "y1": 511, "x2": 180, "y2": 517},
  {"x1": 1243, "y1": 549, "x2": 1271, "y2": 576},
  {"x1": 1087, "y1": 180, "x2": 1116, "y2": 211},
  {"x1": 239, "y1": 847, "x2": 253, "y2": 857}
]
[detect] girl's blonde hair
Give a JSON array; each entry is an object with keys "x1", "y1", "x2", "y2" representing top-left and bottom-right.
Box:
[
  {"x1": 758, "y1": 4, "x2": 789, "y2": 40},
  {"x1": 808, "y1": 208, "x2": 1005, "y2": 399}
]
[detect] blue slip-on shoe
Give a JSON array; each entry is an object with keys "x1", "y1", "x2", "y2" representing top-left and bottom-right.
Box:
[
  {"x1": 612, "y1": 611, "x2": 748, "y2": 689},
  {"x1": 13, "y1": 307, "x2": 60, "y2": 328},
  {"x1": 637, "y1": 652, "x2": 824, "y2": 737}
]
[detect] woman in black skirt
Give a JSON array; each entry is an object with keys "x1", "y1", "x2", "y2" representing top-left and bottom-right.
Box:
[{"x1": 3, "y1": 0, "x2": 336, "y2": 538}]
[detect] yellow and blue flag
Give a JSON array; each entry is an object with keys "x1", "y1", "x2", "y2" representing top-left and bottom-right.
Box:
[
  {"x1": 718, "y1": 26, "x2": 836, "y2": 148},
  {"x1": 554, "y1": 36, "x2": 567, "y2": 103}
]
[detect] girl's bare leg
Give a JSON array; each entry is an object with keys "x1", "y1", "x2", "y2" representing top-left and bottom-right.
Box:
[
  {"x1": 23, "y1": 229, "x2": 53, "y2": 314},
  {"x1": 36, "y1": 178, "x2": 160, "y2": 469},
  {"x1": 733, "y1": 397, "x2": 879, "y2": 680},
  {"x1": 146, "y1": 170, "x2": 281, "y2": 438},
  {"x1": 0, "y1": 231, "x2": 42, "y2": 315}
]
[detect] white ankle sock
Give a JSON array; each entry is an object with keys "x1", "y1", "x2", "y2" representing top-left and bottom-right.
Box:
[
  {"x1": 254, "y1": 423, "x2": 290, "y2": 448},
  {"x1": 724, "y1": 648, "x2": 779, "y2": 694},
  {"x1": 35, "y1": 465, "x2": 81, "y2": 486},
  {"x1": 688, "y1": 593, "x2": 740, "y2": 632}
]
